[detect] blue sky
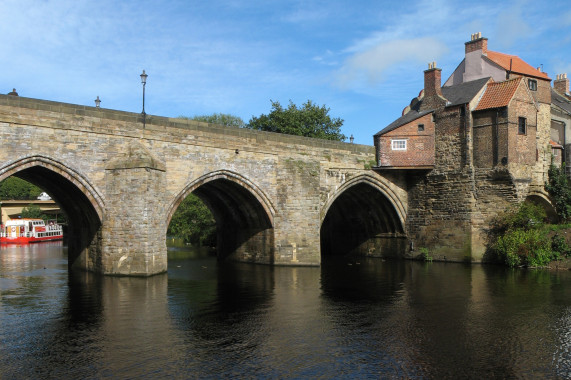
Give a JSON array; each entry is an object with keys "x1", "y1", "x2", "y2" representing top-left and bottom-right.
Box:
[{"x1": 1, "y1": 0, "x2": 570, "y2": 145}]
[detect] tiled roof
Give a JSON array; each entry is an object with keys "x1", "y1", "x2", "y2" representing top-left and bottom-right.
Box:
[
  {"x1": 378, "y1": 78, "x2": 490, "y2": 136},
  {"x1": 486, "y1": 51, "x2": 550, "y2": 80},
  {"x1": 441, "y1": 77, "x2": 490, "y2": 106},
  {"x1": 552, "y1": 89, "x2": 571, "y2": 115},
  {"x1": 550, "y1": 140, "x2": 563, "y2": 148},
  {"x1": 374, "y1": 109, "x2": 432, "y2": 136},
  {"x1": 474, "y1": 78, "x2": 522, "y2": 111}
]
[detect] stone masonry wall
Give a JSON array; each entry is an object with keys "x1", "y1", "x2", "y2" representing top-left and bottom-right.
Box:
[
  {"x1": 406, "y1": 106, "x2": 476, "y2": 261},
  {"x1": 0, "y1": 95, "x2": 407, "y2": 275}
]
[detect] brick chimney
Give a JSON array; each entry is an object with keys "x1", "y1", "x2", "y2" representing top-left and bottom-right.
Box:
[
  {"x1": 554, "y1": 73, "x2": 569, "y2": 95},
  {"x1": 424, "y1": 61, "x2": 443, "y2": 98},
  {"x1": 465, "y1": 32, "x2": 487, "y2": 55},
  {"x1": 420, "y1": 62, "x2": 446, "y2": 111}
]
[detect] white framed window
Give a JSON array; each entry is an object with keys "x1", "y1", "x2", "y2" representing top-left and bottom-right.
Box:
[{"x1": 391, "y1": 139, "x2": 407, "y2": 150}]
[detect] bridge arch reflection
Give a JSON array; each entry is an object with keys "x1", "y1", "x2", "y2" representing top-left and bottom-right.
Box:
[{"x1": 168, "y1": 170, "x2": 275, "y2": 263}]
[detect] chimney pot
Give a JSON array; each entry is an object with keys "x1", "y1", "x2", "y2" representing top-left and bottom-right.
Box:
[
  {"x1": 554, "y1": 73, "x2": 570, "y2": 95},
  {"x1": 424, "y1": 63, "x2": 443, "y2": 99},
  {"x1": 465, "y1": 33, "x2": 488, "y2": 54}
]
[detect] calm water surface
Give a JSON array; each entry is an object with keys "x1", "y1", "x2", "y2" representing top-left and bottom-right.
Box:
[{"x1": 2, "y1": 242, "x2": 571, "y2": 378}]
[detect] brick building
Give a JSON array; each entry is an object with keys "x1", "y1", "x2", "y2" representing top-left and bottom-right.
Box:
[
  {"x1": 374, "y1": 33, "x2": 554, "y2": 262},
  {"x1": 551, "y1": 74, "x2": 571, "y2": 174}
]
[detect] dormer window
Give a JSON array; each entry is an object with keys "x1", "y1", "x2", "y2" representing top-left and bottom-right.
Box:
[
  {"x1": 418, "y1": 124, "x2": 425, "y2": 132},
  {"x1": 528, "y1": 79, "x2": 537, "y2": 91}
]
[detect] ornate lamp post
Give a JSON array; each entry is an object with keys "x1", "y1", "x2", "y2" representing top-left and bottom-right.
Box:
[{"x1": 140, "y1": 70, "x2": 148, "y2": 128}]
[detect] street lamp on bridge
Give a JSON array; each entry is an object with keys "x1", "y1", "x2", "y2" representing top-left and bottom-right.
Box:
[{"x1": 140, "y1": 70, "x2": 148, "y2": 128}]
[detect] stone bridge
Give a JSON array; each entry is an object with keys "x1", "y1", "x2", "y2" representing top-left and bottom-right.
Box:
[{"x1": 0, "y1": 95, "x2": 408, "y2": 275}]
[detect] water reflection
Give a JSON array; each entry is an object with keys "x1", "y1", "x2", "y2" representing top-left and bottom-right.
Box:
[{"x1": 2, "y1": 243, "x2": 571, "y2": 377}]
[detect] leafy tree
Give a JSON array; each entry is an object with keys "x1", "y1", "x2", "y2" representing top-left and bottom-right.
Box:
[
  {"x1": 0, "y1": 177, "x2": 43, "y2": 200},
  {"x1": 21, "y1": 204, "x2": 48, "y2": 221},
  {"x1": 246, "y1": 100, "x2": 346, "y2": 141},
  {"x1": 179, "y1": 113, "x2": 245, "y2": 128},
  {"x1": 167, "y1": 194, "x2": 216, "y2": 246},
  {"x1": 545, "y1": 163, "x2": 571, "y2": 222}
]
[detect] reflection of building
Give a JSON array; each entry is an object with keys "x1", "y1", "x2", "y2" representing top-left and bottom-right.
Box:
[{"x1": 0, "y1": 200, "x2": 61, "y2": 224}]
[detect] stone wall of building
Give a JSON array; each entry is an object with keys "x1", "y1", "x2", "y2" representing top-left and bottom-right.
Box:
[{"x1": 406, "y1": 105, "x2": 478, "y2": 262}]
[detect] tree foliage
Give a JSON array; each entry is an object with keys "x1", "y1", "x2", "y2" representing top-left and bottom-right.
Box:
[
  {"x1": 21, "y1": 204, "x2": 48, "y2": 221},
  {"x1": 545, "y1": 163, "x2": 571, "y2": 222},
  {"x1": 179, "y1": 113, "x2": 245, "y2": 128},
  {"x1": 0, "y1": 177, "x2": 42, "y2": 200},
  {"x1": 486, "y1": 202, "x2": 564, "y2": 267},
  {"x1": 246, "y1": 100, "x2": 346, "y2": 141},
  {"x1": 167, "y1": 194, "x2": 216, "y2": 246}
]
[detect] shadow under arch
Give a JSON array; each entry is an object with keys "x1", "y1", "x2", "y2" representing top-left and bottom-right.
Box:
[
  {"x1": 320, "y1": 174, "x2": 406, "y2": 259},
  {"x1": 0, "y1": 155, "x2": 105, "y2": 270},
  {"x1": 525, "y1": 191, "x2": 558, "y2": 223},
  {"x1": 168, "y1": 170, "x2": 275, "y2": 264}
]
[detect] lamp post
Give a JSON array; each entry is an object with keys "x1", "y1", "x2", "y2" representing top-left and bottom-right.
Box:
[{"x1": 140, "y1": 70, "x2": 148, "y2": 128}]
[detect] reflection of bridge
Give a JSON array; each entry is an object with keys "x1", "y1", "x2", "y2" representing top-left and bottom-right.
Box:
[
  {"x1": 0, "y1": 95, "x2": 408, "y2": 275},
  {"x1": 0, "y1": 200, "x2": 61, "y2": 224}
]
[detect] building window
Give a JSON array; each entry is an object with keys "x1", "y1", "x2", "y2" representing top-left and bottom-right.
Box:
[
  {"x1": 391, "y1": 139, "x2": 407, "y2": 150},
  {"x1": 518, "y1": 117, "x2": 526, "y2": 135},
  {"x1": 418, "y1": 124, "x2": 425, "y2": 132},
  {"x1": 528, "y1": 79, "x2": 537, "y2": 91}
]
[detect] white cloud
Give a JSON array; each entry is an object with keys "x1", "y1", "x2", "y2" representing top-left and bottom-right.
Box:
[
  {"x1": 494, "y1": 3, "x2": 532, "y2": 49},
  {"x1": 335, "y1": 38, "x2": 448, "y2": 89}
]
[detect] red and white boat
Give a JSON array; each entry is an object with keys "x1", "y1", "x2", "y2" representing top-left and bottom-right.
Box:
[{"x1": 0, "y1": 219, "x2": 63, "y2": 244}]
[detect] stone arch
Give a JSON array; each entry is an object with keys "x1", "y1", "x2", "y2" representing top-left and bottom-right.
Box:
[
  {"x1": 167, "y1": 170, "x2": 275, "y2": 263},
  {"x1": 525, "y1": 190, "x2": 558, "y2": 223},
  {"x1": 320, "y1": 173, "x2": 407, "y2": 258},
  {"x1": 321, "y1": 173, "x2": 406, "y2": 229},
  {"x1": 0, "y1": 155, "x2": 106, "y2": 219},
  {"x1": 0, "y1": 155, "x2": 106, "y2": 270}
]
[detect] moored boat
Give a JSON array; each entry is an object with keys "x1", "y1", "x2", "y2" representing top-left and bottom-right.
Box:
[{"x1": 0, "y1": 219, "x2": 63, "y2": 244}]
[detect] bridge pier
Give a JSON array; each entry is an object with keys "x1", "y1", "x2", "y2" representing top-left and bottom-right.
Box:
[{"x1": 99, "y1": 143, "x2": 168, "y2": 276}]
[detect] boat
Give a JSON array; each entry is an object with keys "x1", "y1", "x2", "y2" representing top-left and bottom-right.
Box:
[{"x1": 0, "y1": 218, "x2": 63, "y2": 244}]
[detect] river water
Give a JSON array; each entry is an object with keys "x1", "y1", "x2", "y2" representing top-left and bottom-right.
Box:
[{"x1": 2, "y1": 242, "x2": 571, "y2": 378}]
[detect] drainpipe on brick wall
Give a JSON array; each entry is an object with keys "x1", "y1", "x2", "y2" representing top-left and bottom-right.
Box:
[{"x1": 493, "y1": 110, "x2": 499, "y2": 166}]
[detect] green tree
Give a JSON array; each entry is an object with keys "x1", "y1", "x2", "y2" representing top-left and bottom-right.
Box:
[
  {"x1": 545, "y1": 163, "x2": 571, "y2": 222},
  {"x1": 246, "y1": 100, "x2": 346, "y2": 141},
  {"x1": 0, "y1": 177, "x2": 42, "y2": 200},
  {"x1": 21, "y1": 204, "x2": 48, "y2": 220},
  {"x1": 167, "y1": 194, "x2": 216, "y2": 246},
  {"x1": 179, "y1": 113, "x2": 245, "y2": 128}
]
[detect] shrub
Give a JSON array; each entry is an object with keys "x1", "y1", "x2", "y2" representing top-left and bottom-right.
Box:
[
  {"x1": 546, "y1": 163, "x2": 571, "y2": 222},
  {"x1": 494, "y1": 229, "x2": 555, "y2": 267},
  {"x1": 488, "y1": 202, "x2": 546, "y2": 242},
  {"x1": 551, "y1": 233, "x2": 571, "y2": 258},
  {"x1": 419, "y1": 247, "x2": 432, "y2": 262}
]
